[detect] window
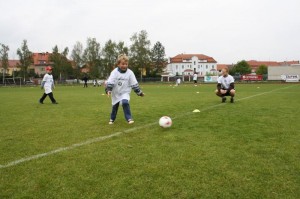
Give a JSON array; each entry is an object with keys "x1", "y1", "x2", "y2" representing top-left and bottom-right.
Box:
[
  {"x1": 212, "y1": 65, "x2": 214, "y2": 69},
  {"x1": 176, "y1": 65, "x2": 178, "y2": 70},
  {"x1": 182, "y1": 65, "x2": 184, "y2": 69},
  {"x1": 194, "y1": 61, "x2": 196, "y2": 65},
  {"x1": 206, "y1": 65, "x2": 208, "y2": 69},
  {"x1": 198, "y1": 65, "x2": 200, "y2": 69}
]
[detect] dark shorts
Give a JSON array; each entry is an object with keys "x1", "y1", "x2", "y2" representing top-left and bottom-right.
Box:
[
  {"x1": 223, "y1": 91, "x2": 231, "y2": 96},
  {"x1": 221, "y1": 89, "x2": 235, "y2": 96}
]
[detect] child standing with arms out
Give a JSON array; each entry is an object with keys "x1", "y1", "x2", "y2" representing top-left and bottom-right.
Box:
[
  {"x1": 39, "y1": 66, "x2": 58, "y2": 104},
  {"x1": 105, "y1": 54, "x2": 144, "y2": 124}
]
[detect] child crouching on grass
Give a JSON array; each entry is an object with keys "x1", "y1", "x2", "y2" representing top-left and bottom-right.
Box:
[{"x1": 105, "y1": 54, "x2": 144, "y2": 124}]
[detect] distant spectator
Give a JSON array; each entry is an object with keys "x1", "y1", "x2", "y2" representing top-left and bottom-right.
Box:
[
  {"x1": 193, "y1": 73, "x2": 198, "y2": 85},
  {"x1": 98, "y1": 80, "x2": 103, "y2": 86},
  {"x1": 176, "y1": 78, "x2": 181, "y2": 86},
  {"x1": 82, "y1": 76, "x2": 88, "y2": 88}
]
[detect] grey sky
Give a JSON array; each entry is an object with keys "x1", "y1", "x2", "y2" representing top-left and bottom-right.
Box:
[{"x1": 1, "y1": 0, "x2": 299, "y2": 64}]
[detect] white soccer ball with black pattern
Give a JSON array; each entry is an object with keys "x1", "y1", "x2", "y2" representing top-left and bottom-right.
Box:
[{"x1": 159, "y1": 116, "x2": 172, "y2": 128}]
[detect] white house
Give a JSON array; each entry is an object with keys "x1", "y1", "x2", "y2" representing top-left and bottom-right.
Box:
[{"x1": 164, "y1": 54, "x2": 218, "y2": 77}]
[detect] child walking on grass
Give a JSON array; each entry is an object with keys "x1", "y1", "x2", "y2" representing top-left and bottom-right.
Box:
[{"x1": 39, "y1": 66, "x2": 58, "y2": 104}]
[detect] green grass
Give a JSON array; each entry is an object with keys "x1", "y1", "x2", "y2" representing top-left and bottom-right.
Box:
[{"x1": 0, "y1": 83, "x2": 299, "y2": 199}]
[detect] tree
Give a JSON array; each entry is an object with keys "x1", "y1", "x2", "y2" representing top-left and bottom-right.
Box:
[
  {"x1": 71, "y1": 41, "x2": 84, "y2": 82},
  {"x1": 83, "y1": 38, "x2": 101, "y2": 78},
  {"x1": 101, "y1": 40, "x2": 129, "y2": 77},
  {"x1": 102, "y1": 39, "x2": 117, "y2": 77},
  {"x1": 150, "y1": 41, "x2": 166, "y2": 76},
  {"x1": 230, "y1": 60, "x2": 251, "y2": 75},
  {"x1": 0, "y1": 44, "x2": 9, "y2": 84},
  {"x1": 256, "y1": 64, "x2": 268, "y2": 75},
  {"x1": 129, "y1": 30, "x2": 151, "y2": 79},
  {"x1": 17, "y1": 40, "x2": 33, "y2": 82},
  {"x1": 49, "y1": 45, "x2": 73, "y2": 81},
  {"x1": 116, "y1": 41, "x2": 128, "y2": 56}
]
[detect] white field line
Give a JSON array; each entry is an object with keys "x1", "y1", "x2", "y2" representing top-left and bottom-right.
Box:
[
  {"x1": 173, "y1": 84, "x2": 296, "y2": 119},
  {"x1": 0, "y1": 85, "x2": 296, "y2": 169},
  {"x1": 0, "y1": 132, "x2": 123, "y2": 169}
]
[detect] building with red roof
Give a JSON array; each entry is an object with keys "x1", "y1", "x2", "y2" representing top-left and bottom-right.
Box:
[
  {"x1": 247, "y1": 60, "x2": 300, "y2": 72},
  {"x1": 29, "y1": 52, "x2": 53, "y2": 75},
  {"x1": 165, "y1": 54, "x2": 218, "y2": 77},
  {"x1": 0, "y1": 60, "x2": 20, "y2": 76}
]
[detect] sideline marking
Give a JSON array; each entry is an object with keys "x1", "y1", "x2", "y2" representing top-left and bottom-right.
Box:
[{"x1": 0, "y1": 85, "x2": 296, "y2": 169}]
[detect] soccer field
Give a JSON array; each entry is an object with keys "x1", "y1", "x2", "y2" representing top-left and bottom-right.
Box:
[{"x1": 0, "y1": 83, "x2": 299, "y2": 198}]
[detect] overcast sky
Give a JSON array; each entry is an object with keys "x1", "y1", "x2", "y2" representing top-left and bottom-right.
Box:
[{"x1": 1, "y1": 0, "x2": 299, "y2": 64}]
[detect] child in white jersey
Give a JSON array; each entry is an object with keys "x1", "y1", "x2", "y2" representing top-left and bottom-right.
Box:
[
  {"x1": 39, "y1": 66, "x2": 58, "y2": 104},
  {"x1": 215, "y1": 67, "x2": 236, "y2": 103},
  {"x1": 105, "y1": 54, "x2": 144, "y2": 124}
]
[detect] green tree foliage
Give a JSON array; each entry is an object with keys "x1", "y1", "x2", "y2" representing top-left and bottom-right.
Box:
[
  {"x1": 71, "y1": 41, "x2": 84, "y2": 82},
  {"x1": 116, "y1": 41, "x2": 128, "y2": 56},
  {"x1": 0, "y1": 43, "x2": 9, "y2": 84},
  {"x1": 49, "y1": 45, "x2": 73, "y2": 81},
  {"x1": 102, "y1": 40, "x2": 129, "y2": 77},
  {"x1": 83, "y1": 38, "x2": 101, "y2": 78},
  {"x1": 150, "y1": 41, "x2": 166, "y2": 76},
  {"x1": 256, "y1": 64, "x2": 268, "y2": 75},
  {"x1": 102, "y1": 40, "x2": 117, "y2": 77},
  {"x1": 17, "y1": 40, "x2": 33, "y2": 82},
  {"x1": 230, "y1": 60, "x2": 251, "y2": 75},
  {"x1": 129, "y1": 30, "x2": 151, "y2": 79}
]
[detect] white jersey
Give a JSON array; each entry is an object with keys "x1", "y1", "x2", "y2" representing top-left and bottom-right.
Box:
[
  {"x1": 42, "y1": 73, "x2": 54, "y2": 94},
  {"x1": 193, "y1": 74, "x2": 197, "y2": 81},
  {"x1": 217, "y1": 75, "x2": 234, "y2": 89},
  {"x1": 107, "y1": 68, "x2": 138, "y2": 105}
]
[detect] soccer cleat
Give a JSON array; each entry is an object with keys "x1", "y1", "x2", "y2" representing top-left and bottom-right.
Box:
[
  {"x1": 108, "y1": 120, "x2": 114, "y2": 125},
  {"x1": 128, "y1": 120, "x2": 134, "y2": 124},
  {"x1": 222, "y1": 97, "x2": 227, "y2": 103},
  {"x1": 230, "y1": 98, "x2": 234, "y2": 103},
  {"x1": 39, "y1": 101, "x2": 43, "y2": 104}
]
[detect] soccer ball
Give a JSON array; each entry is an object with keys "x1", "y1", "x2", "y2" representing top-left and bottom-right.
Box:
[{"x1": 159, "y1": 116, "x2": 172, "y2": 128}]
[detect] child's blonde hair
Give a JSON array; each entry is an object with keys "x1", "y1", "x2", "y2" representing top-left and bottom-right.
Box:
[
  {"x1": 116, "y1": 54, "x2": 129, "y2": 66},
  {"x1": 223, "y1": 67, "x2": 229, "y2": 73}
]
